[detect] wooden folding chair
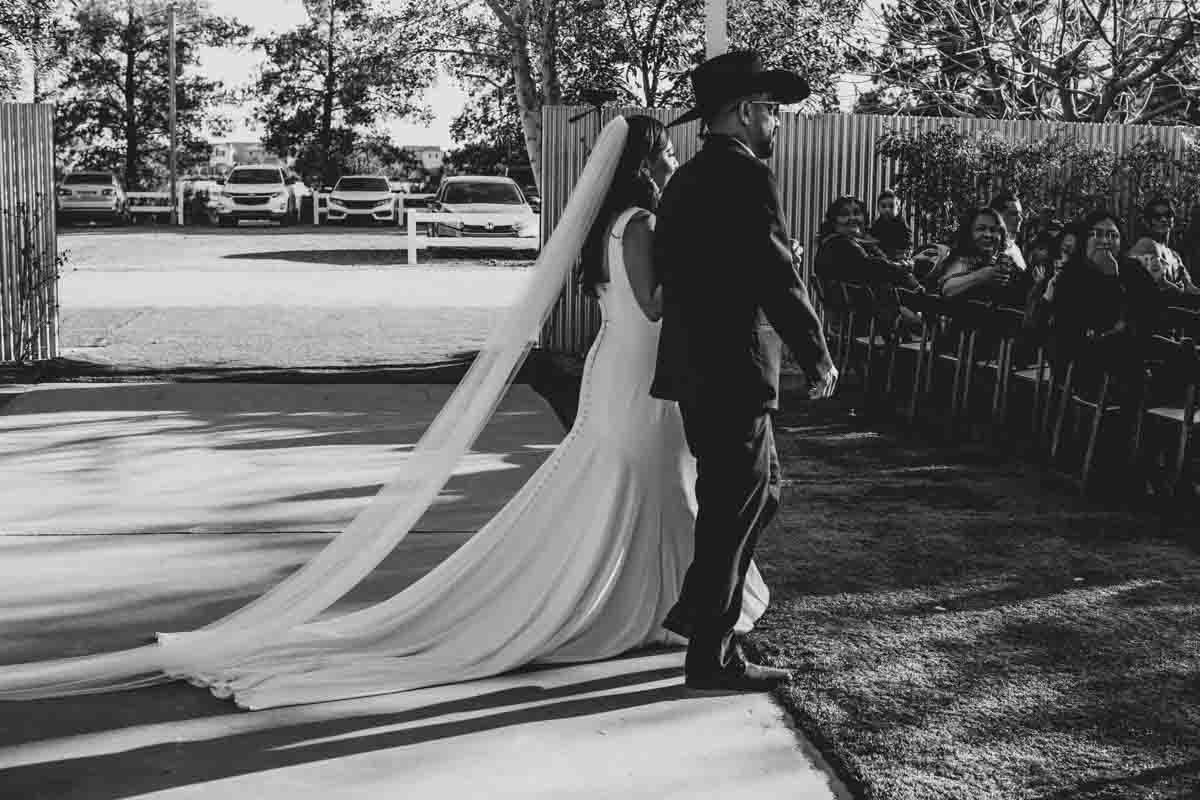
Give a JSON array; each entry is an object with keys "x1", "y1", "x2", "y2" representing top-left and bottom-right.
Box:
[
  {"x1": 941, "y1": 299, "x2": 994, "y2": 439},
  {"x1": 816, "y1": 277, "x2": 854, "y2": 380},
  {"x1": 843, "y1": 282, "x2": 888, "y2": 404},
  {"x1": 1048, "y1": 332, "x2": 1137, "y2": 492},
  {"x1": 895, "y1": 288, "x2": 937, "y2": 423},
  {"x1": 1137, "y1": 335, "x2": 1200, "y2": 501},
  {"x1": 982, "y1": 305, "x2": 1029, "y2": 437},
  {"x1": 1009, "y1": 330, "x2": 1051, "y2": 448}
]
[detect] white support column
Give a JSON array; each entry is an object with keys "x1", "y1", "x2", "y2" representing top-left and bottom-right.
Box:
[
  {"x1": 407, "y1": 212, "x2": 418, "y2": 264},
  {"x1": 706, "y1": 0, "x2": 727, "y2": 59}
]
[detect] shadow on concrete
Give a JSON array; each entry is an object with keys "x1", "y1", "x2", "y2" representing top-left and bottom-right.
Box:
[
  {"x1": 0, "y1": 661, "x2": 686, "y2": 800},
  {"x1": 6, "y1": 349, "x2": 579, "y2": 429},
  {"x1": 0, "y1": 378, "x2": 569, "y2": 663},
  {"x1": 222, "y1": 249, "x2": 536, "y2": 266},
  {"x1": 17, "y1": 355, "x2": 482, "y2": 384}
]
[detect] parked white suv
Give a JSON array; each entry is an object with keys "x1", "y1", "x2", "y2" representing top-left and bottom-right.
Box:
[
  {"x1": 56, "y1": 171, "x2": 129, "y2": 225},
  {"x1": 216, "y1": 165, "x2": 299, "y2": 227},
  {"x1": 327, "y1": 175, "x2": 397, "y2": 225}
]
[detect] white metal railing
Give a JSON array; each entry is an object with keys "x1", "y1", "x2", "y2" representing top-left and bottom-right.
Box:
[
  {"x1": 126, "y1": 191, "x2": 185, "y2": 224},
  {"x1": 405, "y1": 212, "x2": 537, "y2": 264}
]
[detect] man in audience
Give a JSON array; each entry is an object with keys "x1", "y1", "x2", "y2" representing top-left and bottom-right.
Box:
[
  {"x1": 989, "y1": 191, "x2": 1028, "y2": 272},
  {"x1": 1127, "y1": 198, "x2": 1200, "y2": 309}
]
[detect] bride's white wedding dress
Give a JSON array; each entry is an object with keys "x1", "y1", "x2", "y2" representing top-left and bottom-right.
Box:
[
  {"x1": 178, "y1": 207, "x2": 769, "y2": 709},
  {"x1": 0, "y1": 123, "x2": 768, "y2": 708}
]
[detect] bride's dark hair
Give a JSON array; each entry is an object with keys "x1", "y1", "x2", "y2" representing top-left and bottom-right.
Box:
[{"x1": 578, "y1": 115, "x2": 670, "y2": 297}]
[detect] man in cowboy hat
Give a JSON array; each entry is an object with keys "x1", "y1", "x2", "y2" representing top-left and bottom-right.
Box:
[{"x1": 651, "y1": 50, "x2": 838, "y2": 692}]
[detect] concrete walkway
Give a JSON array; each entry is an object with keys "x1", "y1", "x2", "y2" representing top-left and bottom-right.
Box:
[{"x1": 0, "y1": 382, "x2": 849, "y2": 799}]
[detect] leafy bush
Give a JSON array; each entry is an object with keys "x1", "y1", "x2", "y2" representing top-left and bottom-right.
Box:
[{"x1": 876, "y1": 125, "x2": 1200, "y2": 243}]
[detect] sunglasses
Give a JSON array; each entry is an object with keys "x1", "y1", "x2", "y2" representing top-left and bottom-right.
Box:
[{"x1": 745, "y1": 100, "x2": 796, "y2": 117}]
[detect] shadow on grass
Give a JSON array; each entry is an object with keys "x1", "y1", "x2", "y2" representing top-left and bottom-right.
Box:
[{"x1": 746, "y1": 386, "x2": 1200, "y2": 800}]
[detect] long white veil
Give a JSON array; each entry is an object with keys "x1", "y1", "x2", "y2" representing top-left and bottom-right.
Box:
[{"x1": 0, "y1": 116, "x2": 631, "y2": 700}]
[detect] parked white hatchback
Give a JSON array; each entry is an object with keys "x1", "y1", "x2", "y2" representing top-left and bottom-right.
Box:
[
  {"x1": 430, "y1": 176, "x2": 540, "y2": 247},
  {"x1": 216, "y1": 165, "x2": 300, "y2": 227},
  {"x1": 56, "y1": 171, "x2": 129, "y2": 225},
  {"x1": 327, "y1": 175, "x2": 397, "y2": 225}
]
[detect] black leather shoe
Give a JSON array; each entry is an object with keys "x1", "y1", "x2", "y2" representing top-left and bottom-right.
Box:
[{"x1": 684, "y1": 660, "x2": 793, "y2": 692}]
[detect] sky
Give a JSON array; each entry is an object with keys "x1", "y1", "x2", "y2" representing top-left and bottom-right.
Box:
[{"x1": 198, "y1": 0, "x2": 470, "y2": 149}]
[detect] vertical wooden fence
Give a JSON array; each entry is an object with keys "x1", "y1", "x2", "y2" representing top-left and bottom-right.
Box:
[
  {"x1": 0, "y1": 103, "x2": 58, "y2": 363},
  {"x1": 539, "y1": 107, "x2": 1193, "y2": 356}
]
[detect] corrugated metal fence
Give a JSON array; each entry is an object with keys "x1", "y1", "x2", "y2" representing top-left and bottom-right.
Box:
[
  {"x1": 0, "y1": 103, "x2": 58, "y2": 363},
  {"x1": 539, "y1": 107, "x2": 1192, "y2": 355}
]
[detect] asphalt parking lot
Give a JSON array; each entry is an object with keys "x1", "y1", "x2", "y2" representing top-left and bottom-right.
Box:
[{"x1": 56, "y1": 225, "x2": 537, "y2": 371}]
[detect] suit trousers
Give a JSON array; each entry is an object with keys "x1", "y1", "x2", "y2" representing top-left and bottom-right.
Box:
[{"x1": 672, "y1": 402, "x2": 781, "y2": 676}]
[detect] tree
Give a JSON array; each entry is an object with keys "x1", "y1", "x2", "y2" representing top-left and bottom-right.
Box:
[
  {"x1": 52, "y1": 0, "x2": 249, "y2": 188},
  {"x1": 461, "y1": 0, "x2": 708, "y2": 191},
  {"x1": 458, "y1": 0, "x2": 865, "y2": 190},
  {"x1": 729, "y1": 0, "x2": 867, "y2": 110},
  {"x1": 0, "y1": 0, "x2": 75, "y2": 101},
  {"x1": 253, "y1": 0, "x2": 440, "y2": 185},
  {"x1": 861, "y1": 0, "x2": 1200, "y2": 125},
  {"x1": 447, "y1": 73, "x2": 530, "y2": 176},
  {"x1": 342, "y1": 133, "x2": 420, "y2": 178}
]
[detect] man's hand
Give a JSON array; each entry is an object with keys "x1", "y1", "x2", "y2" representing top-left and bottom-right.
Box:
[{"x1": 807, "y1": 359, "x2": 839, "y2": 400}]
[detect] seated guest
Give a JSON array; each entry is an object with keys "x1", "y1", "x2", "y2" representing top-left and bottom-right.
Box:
[
  {"x1": 869, "y1": 188, "x2": 912, "y2": 261},
  {"x1": 939, "y1": 206, "x2": 1031, "y2": 307},
  {"x1": 1047, "y1": 210, "x2": 1159, "y2": 371},
  {"x1": 813, "y1": 194, "x2": 920, "y2": 290},
  {"x1": 1127, "y1": 197, "x2": 1200, "y2": 303},
  {"x1": 1182, "y1": 205, "x2": 1200, "y2": 276},
  {"x1": 1046, "y1": 212, "x2": 1161, "y2": 466},
  {"x1": 989, "y1": 191, "x2": 1029, "y2": 272},
  {"x1": 1025, "y1": 224, "x2": 1081, "y2": 333},
  {"x1": 1026, "y1": 230, "x2": 1056, "y2": 286}
]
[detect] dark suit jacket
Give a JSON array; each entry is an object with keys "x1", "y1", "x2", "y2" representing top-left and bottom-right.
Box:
[{"x1": 649, "y1": 134, "x2": 830, "y2": 413}]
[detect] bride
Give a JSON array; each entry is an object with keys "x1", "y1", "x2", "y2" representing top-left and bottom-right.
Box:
[{"x1": 0, "y1": 115, "x2": 768, "y2": 710}]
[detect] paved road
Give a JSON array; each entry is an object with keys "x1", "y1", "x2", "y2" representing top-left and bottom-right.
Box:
[{"x1": 57, "y1": 227, "x2": 536, "y2": 370}]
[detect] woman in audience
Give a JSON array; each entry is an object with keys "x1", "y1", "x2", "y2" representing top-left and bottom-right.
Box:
[
  {"x1": 1046, "y1": 210, "x2": 1160, "y2": 381},
  {"x1": 813, "y1": 195, "x2": 920, "y2": 290},
  {"x1": 1025, "y1": 223, "x2": 1081, "y2": 333},
  {"x1": 814, "y1": 195, "x2": 923, "y2": 336},
  {"x1": 939, "y1": 206, "x2": 1030, "y2": 306}
]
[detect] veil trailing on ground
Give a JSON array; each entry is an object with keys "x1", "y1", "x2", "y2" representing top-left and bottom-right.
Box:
[{"x1": 0, "y1": 116, "x2": 632, "y2": 700}]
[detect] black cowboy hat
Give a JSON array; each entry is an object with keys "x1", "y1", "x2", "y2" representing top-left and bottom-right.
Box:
[{"x1": 668, "y1": 50, "x2": 811, "y2": 128}]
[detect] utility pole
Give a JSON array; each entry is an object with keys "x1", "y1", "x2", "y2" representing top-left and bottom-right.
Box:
[
  {"x1": 168, "y1": 2, "x2": 178, "y2": 224},
  {"x1": 706, "y1": 0, "x2": 726, "y2": 59}
]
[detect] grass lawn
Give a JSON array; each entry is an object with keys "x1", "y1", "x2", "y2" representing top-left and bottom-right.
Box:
[
  {"x1": 529, "y1": 349, "x2": 1199, "y2": 799},
  {"x1": 748, "y1": 391, "x2": 1200, "y2": 800}
]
